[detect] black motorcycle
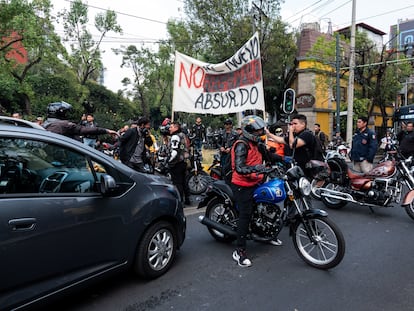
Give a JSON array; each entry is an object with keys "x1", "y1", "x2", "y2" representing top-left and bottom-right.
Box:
[
  {"x1": 207, "y1": 151, "x2": 222, "y2": 180},
  {"x1": 185, "y1": 145, "x2": 209, "y2": 194},
  {"x1": 198, "y1": 162, "x2": 346, "y2": 270}
]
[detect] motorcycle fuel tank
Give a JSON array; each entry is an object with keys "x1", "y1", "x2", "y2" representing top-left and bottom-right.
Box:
[
  {"x1": 253, "y1": 178, "x2": 286, "y2": 204},
  {"x1": 365, "y1": 160, "x2": 396, "y2": 178}
]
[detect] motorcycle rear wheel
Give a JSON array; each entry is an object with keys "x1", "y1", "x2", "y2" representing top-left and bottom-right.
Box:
[
  {"x1": 293, "y1": 215, "x2": 345, "y2": 269},
  {"x1": 187, "y1": 171, "x2": 209, "y2": 194},
  {"x1": 321, "y1": 183, "x2": 347, "y2": 209},
  {"x1": 205, "y1": 198, "x2": 237, "y2": 243}
]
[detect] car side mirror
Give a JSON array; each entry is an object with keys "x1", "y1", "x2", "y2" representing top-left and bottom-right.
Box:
[{"x1": 100, "y1": 174, "x2": 117, "y2": 196}]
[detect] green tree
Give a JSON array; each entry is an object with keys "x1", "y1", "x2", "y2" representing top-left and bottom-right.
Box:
[
  {"x1": 0, "y1": 0, "x2": 65, "y2": 115},
  {"x1": 61, "y1": 0, "x2": 122, "y2": 85},
  {"x1": 114, "y1": 42, "x2": 175, "y2": 125},
  {"x1": 85, "y1": 81, "x2": 139, "y2": 129},
  {"x1": 27, "y1": 71, "x2": 82, "y2": 117},
  {"x1": 308, "y1": 31, "x2": 412, "y2": 130},
  {"x1": 114, "y1": 45, "x2": 153, "y2": 117},
  {"x1": 353, "y1": 32, "x2": 412, "y2": 128}
]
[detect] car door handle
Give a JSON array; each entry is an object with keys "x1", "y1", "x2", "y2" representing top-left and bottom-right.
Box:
[{"x1": 9, "y1": 218, "x2": 37, "y2": 231}]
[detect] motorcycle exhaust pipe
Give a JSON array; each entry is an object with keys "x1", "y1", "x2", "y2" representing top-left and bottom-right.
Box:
[
  {"x1": 198, "y1": 215, "x2": 237, "y2": 237},
  {"x1": 320, "y1": 189, "x2": 355, "y2": 202}
]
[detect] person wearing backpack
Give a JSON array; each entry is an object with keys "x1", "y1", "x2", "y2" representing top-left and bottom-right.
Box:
[
  {"x1": 219, "y1": 119, "x2": 238, "y2": 185},
  {"x1": 266, "y1": 114, "x2": 322, "y2": 177},
  {"x1": 119, "y1": 117, "x2": 151, "y2": 173},
  {"x1": 168, "y1": 121, "x2": 191, "y2": 205},
  {"x1": 314, "y1": 123, "x2": 327, "y2": 152}
]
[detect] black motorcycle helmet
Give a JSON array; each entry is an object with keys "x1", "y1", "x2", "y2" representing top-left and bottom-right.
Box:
[
  {"x1": 241, "y1": 115, "x2": 266, "y2": 143},
  {"x1": 47, "y1": 101, "x2": 73, "y2": 119}
]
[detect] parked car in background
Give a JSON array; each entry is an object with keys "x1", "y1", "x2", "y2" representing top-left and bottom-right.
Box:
[{"x1": 0, "y1": 125, "x2": 186, "y2": 310}]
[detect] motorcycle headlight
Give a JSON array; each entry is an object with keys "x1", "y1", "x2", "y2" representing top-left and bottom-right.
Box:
[{"x1": 299, "y1": 177, "x2": 311, "y2": 196}]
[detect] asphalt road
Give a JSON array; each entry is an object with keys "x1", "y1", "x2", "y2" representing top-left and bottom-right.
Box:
[{"x1": 50, "y1": 199, "x2": 414, "y2": 311}]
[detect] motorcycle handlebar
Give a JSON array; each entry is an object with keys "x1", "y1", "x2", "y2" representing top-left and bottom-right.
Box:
[{"x1": 256, "y1": 163, "x2": 286, "y2": 176}]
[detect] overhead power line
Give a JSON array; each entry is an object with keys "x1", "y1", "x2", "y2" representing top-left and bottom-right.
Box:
[
  {"x1": 63, "y1": 0, "x2": 170, "y2": 25},
  {"x1": 340, "y1": 56, "x2": 414, "y2": 70}
]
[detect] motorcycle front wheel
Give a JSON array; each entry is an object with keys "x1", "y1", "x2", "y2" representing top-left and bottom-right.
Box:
[
  {"x1": 292, "y1": 215, "x2": 345, "y2": 269},
  {"x1": 404, "y1": 202, "x2": 414, "y2": 221},
  {"x1": 186, "y1": 171, "x2": 209, "y2": 194},
  {"x1": 205, "y1": 197, "x2": 237, "y2": 243}
]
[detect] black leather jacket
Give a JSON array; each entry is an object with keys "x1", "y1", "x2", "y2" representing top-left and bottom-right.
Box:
[
  {"x1": 233, "y1": 138, "x2": 283, "y2": 175},
  {"x1": 43, "y1": 118, "x2": 107, "y2": 141}
]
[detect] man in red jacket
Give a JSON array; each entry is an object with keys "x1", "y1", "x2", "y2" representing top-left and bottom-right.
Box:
[{"x1": 231, "y1": 115, "x2": 283, "y2": 268}]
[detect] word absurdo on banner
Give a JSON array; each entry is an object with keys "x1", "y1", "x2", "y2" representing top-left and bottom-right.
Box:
[{"x1": 194, "y1": 86, "x2": 260, "y2": 110}]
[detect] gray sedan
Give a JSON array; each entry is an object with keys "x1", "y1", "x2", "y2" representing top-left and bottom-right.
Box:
[{"x1": 0, "y1": 125, "x2": 186, "y2": 310}]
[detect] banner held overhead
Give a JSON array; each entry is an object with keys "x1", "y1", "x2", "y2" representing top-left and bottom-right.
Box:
[{"x1": 172, "y1": 32, "x2": 265, "y2": 115}]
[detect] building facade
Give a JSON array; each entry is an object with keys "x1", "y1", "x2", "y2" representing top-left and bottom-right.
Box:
[{"x1": 288, "y1": 22, "x2": 395, "y2": 141}]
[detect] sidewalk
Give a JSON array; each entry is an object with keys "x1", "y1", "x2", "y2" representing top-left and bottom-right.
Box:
[{"x1": 184, "y1": 205, "x2": 205, "y2": 216}]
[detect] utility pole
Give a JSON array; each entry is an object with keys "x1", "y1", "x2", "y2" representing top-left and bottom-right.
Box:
[
  {"x1": 346, "y1": 0, "x2": 356, "y2": 144},
  {"x1": 336, "y1": 33, "x2": 341, "y2": 133}
]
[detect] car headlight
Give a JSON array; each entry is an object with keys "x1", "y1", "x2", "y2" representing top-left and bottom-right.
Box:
[{"x1": 299, "y1": 177, "x2": 311, "y2": 196}]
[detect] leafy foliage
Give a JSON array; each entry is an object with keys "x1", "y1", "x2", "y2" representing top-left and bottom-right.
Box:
[
  {"x1": 0, "y1": 0, "x2": 65, "y2": 115},
  {"x1": 60, "y1": 0, "x2": 122, "y2": 85},
  {"x1": 308, "y1": 29, "x2": 412, "y2": 130}
]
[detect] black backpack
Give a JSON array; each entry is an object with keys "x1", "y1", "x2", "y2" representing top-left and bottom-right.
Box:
[{"x1": 304, "y1": 130, "x2": 324, "y2": 161}]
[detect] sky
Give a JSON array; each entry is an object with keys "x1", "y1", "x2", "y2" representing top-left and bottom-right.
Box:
[
  {"x1": 52, "y1": 0, "x2": 414, "y2": 93},
  {"x1": 281, "y1": 0, "x2": 414, "y2": 36},
  {"x1": 52, "y1": 0, "x2": 184, "y2": 92}
]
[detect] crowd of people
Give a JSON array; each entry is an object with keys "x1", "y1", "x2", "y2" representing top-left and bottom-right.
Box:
[
  {"x1": 8, "y1": 104, "x2": 414, "y2": 268},
  {"x1": 9, "y1": 106, "x2": 414, "y2": 190}
]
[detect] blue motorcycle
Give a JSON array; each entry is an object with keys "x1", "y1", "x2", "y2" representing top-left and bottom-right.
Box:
[{"x1": 198, "y1": 162, "x2": 345, "y2": 269}]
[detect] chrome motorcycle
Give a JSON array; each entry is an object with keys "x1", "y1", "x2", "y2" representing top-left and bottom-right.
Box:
[
  {"x1": 186, "y1": 146, "x2": 209, "y2": 194},
  {"x1": 316, "y1": 155, "x2": 414, "y2": 221},
  {"x1": 198, "y1": 163, "x2": 345, "y2": 270},
  {"x1": 308, "y1": 151, "x2": 348, "y2": 200}
]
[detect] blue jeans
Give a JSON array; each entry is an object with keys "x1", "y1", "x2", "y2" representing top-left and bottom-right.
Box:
[
  {"x1": 83, "y1": 138, "x2": 96, "y2": 148},
  {"x1": 194, "y1": 139, "x2": 203, "y2": 153}
]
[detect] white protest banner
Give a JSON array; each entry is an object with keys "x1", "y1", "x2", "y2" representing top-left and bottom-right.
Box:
[{"x1": 172, "y1": 32, "x2": 265, "y2": 115}]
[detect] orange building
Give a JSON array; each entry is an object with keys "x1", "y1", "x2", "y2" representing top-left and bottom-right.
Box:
[{"x1": 2, "y1": 31, "x2": 28, "y2": 65}]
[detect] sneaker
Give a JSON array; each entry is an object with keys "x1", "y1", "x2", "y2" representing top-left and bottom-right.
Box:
[
  {"x1": 268, "y1": 238, "x2": 283, "y2": 246},
  {"x1": 232, "y1": 248, "x2": 252, "y2": 267}
]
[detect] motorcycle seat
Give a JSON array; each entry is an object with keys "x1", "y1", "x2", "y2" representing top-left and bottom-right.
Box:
[{"x1": 347, "y1": 168, "x2": 366, "y2": 179}]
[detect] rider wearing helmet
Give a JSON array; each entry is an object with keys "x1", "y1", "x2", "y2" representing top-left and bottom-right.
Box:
[
  {"x1": 266, "y1": 114, "x2": 321, "y2": 174},
  {"x1": 231, "y1": 115, "x2": 283, "y2": 268},
  {"x1": 266, "y1": 126, "x2": 286, "y2": 157},
  {"x1": 159, "y1": 117, "x2": 171, "y2": 136},
  {"x1": 161, "y1": 118, "x2": 171, "y2": 127},
  {"x1": 43, "y1": 101, "x2": 117, "y2": 141}
]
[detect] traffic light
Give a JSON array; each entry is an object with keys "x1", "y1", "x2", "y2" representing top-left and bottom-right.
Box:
[{"x1": 283, "y1": 88, "x2": 296, "y2": 114}]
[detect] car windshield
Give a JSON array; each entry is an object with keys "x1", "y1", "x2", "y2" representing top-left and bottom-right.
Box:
[{"x1": 0, "y1": 137, "x2": 105, "y2": 194}]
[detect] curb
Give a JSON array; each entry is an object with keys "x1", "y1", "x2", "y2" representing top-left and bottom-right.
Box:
[{"x1": 184, "y1": 206, "x2": 205, "y2": 216}]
